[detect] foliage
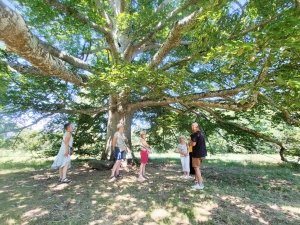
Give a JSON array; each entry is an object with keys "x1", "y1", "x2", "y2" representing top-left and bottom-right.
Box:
[{"x1": 0, "y1": 0, "x2": 299, "y2": 159}]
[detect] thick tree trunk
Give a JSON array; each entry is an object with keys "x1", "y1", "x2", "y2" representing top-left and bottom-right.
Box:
[{"x1": 102, "y1": 94, "x2": 134, "y2": 160}]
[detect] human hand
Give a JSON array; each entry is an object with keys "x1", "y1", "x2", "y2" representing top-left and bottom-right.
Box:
[{"x1": 64, "y1": 152, "x2": 69, "y2": 157}]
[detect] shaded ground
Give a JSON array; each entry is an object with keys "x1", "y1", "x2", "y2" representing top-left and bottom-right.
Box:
[{"x1": 0, "y1": 155, "x2": 300, "y2": 225}]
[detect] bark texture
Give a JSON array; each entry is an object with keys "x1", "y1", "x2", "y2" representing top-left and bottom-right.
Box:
[{"x1": 0, "y1": 2, "x2": 84, "y2": 86}]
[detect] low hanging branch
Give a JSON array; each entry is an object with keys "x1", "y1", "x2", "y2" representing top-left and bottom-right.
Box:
[
  {"x1": 0, "y1": 113, "x2": 53, "y2": 135},
  {"x1": 258, "y1": 92, "x2": 300, "y2": 125},
  {"x1": 200, "y1": 107, "x2": 288, "y2": 161},
  {"x1": 0, "y1": 2, "x2": 84, "y2": 86}
]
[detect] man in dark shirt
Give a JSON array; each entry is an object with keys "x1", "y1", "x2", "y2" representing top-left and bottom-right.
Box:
[{"x1": 189, "y1": 122, "x2": 207, "y2": 190}]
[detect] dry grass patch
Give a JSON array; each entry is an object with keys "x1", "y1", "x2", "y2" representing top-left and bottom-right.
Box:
[{"x1": 0, "y1": 154, "x2": 299, "y2": 225}]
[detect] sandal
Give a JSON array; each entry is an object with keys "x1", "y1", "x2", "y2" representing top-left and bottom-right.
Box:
[
  {"x1": 137, "y1": 177, "x2": 146, "y2": 182},
  {"x1": 61, "y1": 178, "x2": 71, "y2": 183}
]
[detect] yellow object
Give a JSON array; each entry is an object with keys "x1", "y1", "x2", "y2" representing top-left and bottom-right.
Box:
[{"x1": 189, "y1": 146, "x2": 193, "y2": 152}]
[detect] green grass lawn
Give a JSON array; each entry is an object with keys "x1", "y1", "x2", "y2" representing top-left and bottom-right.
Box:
[{"x1": 0, "y1": 151, "x2": 299, "y2": 225}]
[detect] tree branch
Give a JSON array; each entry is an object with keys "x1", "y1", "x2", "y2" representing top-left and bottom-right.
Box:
[
  {"x1": 43, "y1": 0, "x2": 118, "y2": 55},
  {"x1": 109, "y1": 0, "x2": 125, "y2": 16},
  {"x1": 156, "y1": 0, "x2": 172, "y2": 12},
  {"x1": 229, "y1": 15, "x2": 279, "y2": 40},
  {"x1": 133, "y1": 0, "x2": 199, "y2": 52},
  {"x1": 0, "y1": 113, "x2": 53, "y2": 134},
  {"x1": 149, "y1": 7, "x2": 204, "y2": 69},
  {"x1": 160, "y1": 56, "x2": 192, "y2": 71},
  {"x1": 201, "y1": 107, "x2": 285, "y2": 149},
  {"x1": 296, "y1": 0, "x2": 300, "y2": 8},
  {"x1": 130, "y1": 87, "x2": 258, "y2": 112},
  {"x1": 82, "y1": 45, "x2": 111, "y2": 54},
  {"x1": 229, "y1": 1, "x2": 245, "y2": 38},
  {"x1": 4, "y1": 59, "x2": 89, "y2": 82},
  {"x1": 258, "y1": 92, "x2": 300, "y2": 125},
  {"x1": 0, "y1": 2, "x2": 84, "y2": 86},
  {"x1": 39, "y1": 40, "x2": 95, "y2": 74},
  {"x1": 186, "y1": 95, "x2": 258, "y2": 112}
]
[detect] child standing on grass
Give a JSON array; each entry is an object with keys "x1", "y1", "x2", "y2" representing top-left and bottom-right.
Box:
[
  {"x1": 138, "y1": 131, "x2": 151, "y2": 182},
  {"x1": 178, "y1": 136, "x2": 191, "y2": 179},
  {"x1": 51, "y1": 123, "x2": 73, "y2": 183}
]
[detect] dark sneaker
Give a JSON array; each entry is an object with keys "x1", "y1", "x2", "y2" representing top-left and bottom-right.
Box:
[{"x1": 61, "y1": 178, "x2": 71, "y2": 183}]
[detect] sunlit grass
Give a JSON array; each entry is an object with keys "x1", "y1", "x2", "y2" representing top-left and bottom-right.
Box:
[{"x1": 0, "y1": 151, "x2": 299, "y2": 224}]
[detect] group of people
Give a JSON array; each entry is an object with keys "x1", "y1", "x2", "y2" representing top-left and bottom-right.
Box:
[
  {"x1": 51, "y1": 122, "x2": 207, "y2": 190},
  {"x1": 178, "y1": 122, "x2": 207, "y2": 189},
  {"x1": 109, "y1": 124, "x2": 151, "y2": 182}
]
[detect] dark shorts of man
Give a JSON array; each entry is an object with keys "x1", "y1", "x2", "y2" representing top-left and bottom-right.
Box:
[
  {"x1": 115, "y1": 147, "x2": 125, "y2": 160},
  {"x1": 189, "y1": 152, "x2": 195, "y2": 174},
  {"x1": 192, "y1": 157, "x2": 204, "y2": 168}
]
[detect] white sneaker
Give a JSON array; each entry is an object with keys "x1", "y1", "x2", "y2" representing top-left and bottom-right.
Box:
[
  {"x1": 192, "y1": 183, "x2": 204, "y2": 190},
  {"x1": 186, "y1": 176, "x2": 192, "y2": 179},
  {"x1": 182, "y1": 175, "x2": 187, "y2": 179}
]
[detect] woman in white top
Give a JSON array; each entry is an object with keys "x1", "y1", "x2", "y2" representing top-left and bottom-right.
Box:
[
  {"x1": 51, "y1": 123, "x2": 73, "y2": 183},
  {"x1": 178, "y1": 136, "x2": 190, "y2": 179},
  {"x1": 109, "y1": 123, "x2": 126, "y2": 180}
]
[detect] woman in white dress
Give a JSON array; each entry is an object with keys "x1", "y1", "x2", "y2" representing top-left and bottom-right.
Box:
[
  {"x1": 51, "y1": 123, "x2": 74, "y2": 183},
  {"x1": 178, "y1": 136, "x2": 190, "y2": 179}
]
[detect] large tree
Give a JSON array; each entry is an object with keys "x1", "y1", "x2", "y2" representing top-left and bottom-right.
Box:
[{"x1": 0, "y1": 0, "x2": 299, "y2": 160}]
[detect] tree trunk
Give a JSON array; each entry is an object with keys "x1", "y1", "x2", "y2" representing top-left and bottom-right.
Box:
[{"x1": 102, "y1": 94, "x2": 134, "y2": 160}]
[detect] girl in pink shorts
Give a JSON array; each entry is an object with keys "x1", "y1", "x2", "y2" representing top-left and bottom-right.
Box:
[{"x1": 138, "y1": 131, "x2": 151, "y2": 181}]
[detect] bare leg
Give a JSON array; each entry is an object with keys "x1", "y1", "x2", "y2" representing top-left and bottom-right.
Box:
[
  {"x1": 62, "y1": 161, "x2": 70, "y2": 179},
  {"x1": 142, "y1": 164, "x2": 146, "y2": 176},
  {"x1": 115, "y1": 160, "x2": 121, "y2": 175},
  {"x1": 111, "y1": 160, "x2": 121, "y2": 177},
  {"x1": 59, "y1": 167, "x2": 63, "y2": 178},
  {"x1": 194, "y1": 167, "x2": 202, "y2": 186},
  {"x1": 139, "y1": 163, "x2": 145, "y2": 177},
  {"x1": 138, "y1": 164, "x2": 146, "y2": 181}
]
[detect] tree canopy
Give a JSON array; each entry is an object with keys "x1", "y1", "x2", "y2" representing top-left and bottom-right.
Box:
[{"x1": 0, "y1": 0, "x2": 299, "y2": 160}]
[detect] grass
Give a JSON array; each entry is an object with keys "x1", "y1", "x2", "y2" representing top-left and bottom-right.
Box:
[{"x1": 0, "y1": 151, "x2": 300, "y2": 225}]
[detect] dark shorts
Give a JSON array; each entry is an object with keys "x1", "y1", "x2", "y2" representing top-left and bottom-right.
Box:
[
  {"x1": 140, "y1": 150, "x2": 149, "y2": 164},
  {"x1": 192, "y1": 157, "x2": 204, "y2": 168},
  {"x1": 115, "y1": 147, "x2": 125, "y2": 161}
]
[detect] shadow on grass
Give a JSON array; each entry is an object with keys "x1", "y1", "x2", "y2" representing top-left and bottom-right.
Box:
[{"x1": 0, "y1": 158, "x2": 299, "y2": 224}]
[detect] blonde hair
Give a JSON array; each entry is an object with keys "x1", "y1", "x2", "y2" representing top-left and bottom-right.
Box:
[
  {"x1": 140, "y1": 131, "x2": 146, "y2": 137},
  {"x1": 117, "y1": 123, "x2": 124, "y2": 129},
  {"x1": 192, "y1": 122, "x2": 199, "y2": 127}
]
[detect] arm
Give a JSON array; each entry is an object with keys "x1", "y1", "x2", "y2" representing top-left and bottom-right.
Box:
[
  {"x1": 178, "y1": 147, "x2": 185, "y2": 155},
  {"x1": 141, "y1": 139, "x2": 150, "y2": 148},
  {"x1": 64, "y1": 133, "x2": 71, "y2": 157},
  {"x1": 185, "y1": 143, "x2": 189, "y2": 156},
  {"x1": 189, "y1": 141, "x2": 196, "y2": 147},
  {"x1": 112, "y1": 135, "x2": 117, "y2": 148}
]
